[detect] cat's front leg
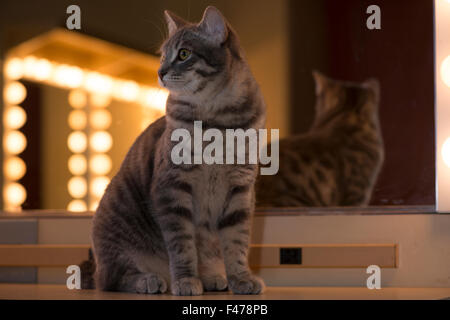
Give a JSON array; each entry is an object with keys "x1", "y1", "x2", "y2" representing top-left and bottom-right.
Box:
[
  {"x1": 196, "y1": 225, "x2": 228, "y2": 291},
  {"x1": 153, "y1": 179, "x2": 203, "y2": 296},
  {"x1": 217, "y1": 186, "x2": 265, "y2": 295}
]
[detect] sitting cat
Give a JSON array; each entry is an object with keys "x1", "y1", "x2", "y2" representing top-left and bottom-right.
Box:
[
  {"x1": 256, "y1": 72, "x2": 384, "y2": 207},
  {"x1": 91, "y1": 6, "x2": 266, "y2": 295}
]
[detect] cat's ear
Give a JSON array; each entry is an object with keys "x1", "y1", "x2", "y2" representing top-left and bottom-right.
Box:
[
  {"x1": 164, "y1": 10, "x2": 187, "y2": 37},
  {"x1": 312, "y1": 70, "x2": 328, "y2": 95},
  {"x1": 198, "y1": 6, "x2": 228, "y2": 45},
  {"x1": 363, "y1": 78, "x2": 380, "y2": 101}
]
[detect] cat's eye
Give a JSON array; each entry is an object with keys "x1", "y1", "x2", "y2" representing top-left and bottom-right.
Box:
[{"x1": 178, "y1": 48, "x2": 191, "y2": 61}]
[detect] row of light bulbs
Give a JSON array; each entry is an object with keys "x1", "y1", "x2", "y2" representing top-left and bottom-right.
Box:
[
  {"x1": 67, "y1": 90, "x2": 112, "y2": 212},
  {"x1": 3, "y1": 54, "x2": 168, "y2": 212},
  {"x1": 2, "y1": 81, "x2": 28, "y2": 210},
  {"x1": 4, "y1": 56, "x2": 168, "y2": 112}
]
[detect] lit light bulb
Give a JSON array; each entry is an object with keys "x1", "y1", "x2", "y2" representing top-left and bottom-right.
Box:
[
  {"x1": 90, "y1": 93, "x2": 112, "y2": 108},
  {"x1": 67, "y1": 200, "x2": 87, "y2": 212},
  {"x1": 67, "y1": 131, "x2": 87, "y2": 153},
  {"x1": 89, "y1": 200, "x2": 100, "y2": 211},
  {"x1": 54, "y1": 65, "x2": 83, "y2": 88},
  {"x1": 68, "y1": 154, "x2": 87, "y2": 175},
  {"x1": 114, "y1": 80, "x2": 139, "y2": 101},
  {"x1": 90, "y1": 131, "x2": 113, "y2": 152},
  {"x1": 90, "y1": 154, "x2": 112, "y2": 175},
  {"x1": 90, "y1": 110, "x2": 112, "y2": 130},
  {"x1": 140, "y1": 87, "x2": 168, "y2": 112},
  {"x1": 4, "y1": 131, "x2": 27, "y2": 155},
  {"x1": 33, "y1": 58, "x2": 52, "y2": 81},
  {"x1": 91, "y1": 176, "x2": 110, "y2": 198},
  {"x1": 68, "y1": 110, "x2": 87, "y2": 130},
  {"x1": 441, "y1": 55, "x2": 450, "y2": 88},
  {"x1": 4, "y1": 81, "x2": 27, "y2": 105},
  {"x1": 4, "y1": 58, "x2": 24, "y2": 80},
  {"x1": 68, "y1": 90, "x2": 87, "y2": 108},
  {"x1": 84, "y1": 72, "x2": 113, "y2": 95},
  {"x1": 68, "y1": 176, "x2": 87, "y2": 198},
  {"x1": 22, "y1": 56, "x2": 38, "y2": 78},
  {"x1": 442, "y1": 137, "x2": 450, "y2": 168},
  {"x1": 4, "y1": 106, "x2": 27, "y2": 129},
  {"x1": 4, "y1": 157, "x2": 26, "y2": 180},
  {"x1": 4, "y1": 182, "x2": 27, "y2": 207}
]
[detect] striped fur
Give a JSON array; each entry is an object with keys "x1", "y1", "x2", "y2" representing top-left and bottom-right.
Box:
[
  {"x1": 91, "y1": 6, "x2": 266, "y2": 296},
  {"x1": 256, "y1": 71, "x2": 384, "y2": 207}
]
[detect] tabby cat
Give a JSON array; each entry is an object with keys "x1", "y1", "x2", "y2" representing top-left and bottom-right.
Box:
[
  {"x1": 256, "y1": 72, "x2": 384, "y2": 207},
  {"x1": 91, "y1": 7, "x2": 266, "y2": 296}
]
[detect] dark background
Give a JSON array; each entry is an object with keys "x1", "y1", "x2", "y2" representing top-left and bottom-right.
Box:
[{"x1": 0, "y1": 0, "x2": 435, "y2": 207}]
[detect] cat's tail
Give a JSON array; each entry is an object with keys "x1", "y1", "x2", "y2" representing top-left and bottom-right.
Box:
[{"x1": 79, "y1": 248, "x2": 96, "y2": 289}]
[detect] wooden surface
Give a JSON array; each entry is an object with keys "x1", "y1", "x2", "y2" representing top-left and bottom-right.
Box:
[{"x1": 0, "y1": 284, "x2": 450, "y2": 300}]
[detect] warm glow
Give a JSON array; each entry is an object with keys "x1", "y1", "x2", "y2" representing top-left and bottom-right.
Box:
[
  {"x1": 140, "y1": 87, "x2": 168, "y2": 112},
  {"x1": 441, "y1": 55, "x2": 450, "y2": 88},
  {"x1": 33, "y1": 58, "x2": 52, "y2": 81},
  {"x1": 67, "y1": 131, "x2": 87, "y2": 153},
  {"x1": 4, "y1": 58, "x2": 24, "y2": 80},
  {"x1": 68, "y1": 154, "x2": 87, "y2": 175},
  {"x1": 4, "y1": 106, "x2": 27, "y2": 129},
  {"x1": 4, "y1": 81, "x2": 27, "y2": 105},
  {"x1": 90, "y1": 154, "x2": 112, "y2": 175},
  {"x1": 90, "y1": 131, "x2": 113, "y2": 152},
  {"x1": 84, "y1": 72, "x2": 113, "y2": 95},
  {"x1": 68, "y1": 176, "x2": 87, "y2": 198},
  {"x1": 89, "y1": 200, "x2": 100, "y2": 211},
  {"x1": 67, "y1": 199, "x2": 87, "y2": 212},
  {"x1": 91, "y1": 176, "x2": 110, "y2": 198},
  {"x1": 4, "y1": 131, "x2": 27, "y2": 155},
  {"x1": 90, "y1": 93, "x2": 112, "y2": 108},
  {"x1": 4, "y1": 157, "x2": 26, "y2": 180},
  {"x1": 4, "y1": 182, "x2": 27, "y2": 207},
  {"x1": 115, "y1": 80, "x2": 139, "y2": 101},
  {"x1": 68, "y1": 110, "x2": 87, "y2": 130},
  {"x1": 53, "y1": 65, "x2": 83, "y2": 88},
  {"x1": 443, "y1": 137, "x2": 450, "y2": 168},
  {"x1": 68, "y1": 90, "x2": 87, "y2": 108},
  {"x1": 90, "y1": 110, "x2": 112, "y2": 130}
]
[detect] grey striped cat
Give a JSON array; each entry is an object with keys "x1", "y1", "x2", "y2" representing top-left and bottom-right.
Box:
[
  {"x1": 91, "y1": 6, "x2": 266, "y2": 295},
  {"x1": 256, "y1": 72, "x2": 384, "y2": 207}
]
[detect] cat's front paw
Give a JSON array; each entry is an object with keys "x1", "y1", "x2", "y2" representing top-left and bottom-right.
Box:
[
  {"x1": 228, "y1": 274, "x2": 265, "y2": 295},
  {"x1": 171, "y1": 277, "x2": 203, "y2": 296},
  {"x1": 135, "y1": 273, "x2": 168, "y2": 294},
  {"x1": 201, "y1": 275, "x2": 228, "y2": 291}
]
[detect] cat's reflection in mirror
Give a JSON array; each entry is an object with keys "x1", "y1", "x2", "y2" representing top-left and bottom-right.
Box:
[{"x1": 256, "y1": 72, "x2": 384, "y2": 207}]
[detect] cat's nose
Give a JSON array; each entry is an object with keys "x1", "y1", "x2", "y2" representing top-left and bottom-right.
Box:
[{"x1": 158, "y1": 69, "x2": 168, "y2": 80}]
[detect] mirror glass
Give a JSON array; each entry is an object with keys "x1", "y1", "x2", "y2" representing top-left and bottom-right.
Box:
[{"x1": 0, "y1": 0, "x2": 435, "y2": 212}]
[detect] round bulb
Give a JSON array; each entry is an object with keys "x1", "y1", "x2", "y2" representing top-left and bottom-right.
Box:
[
  {"x1": 68, "y1": 154, "x2": 87, "y2": 175},
  {"x1": 90, "y1": 110, "x2": 112, "y2": 130},
  {"x1": 4, "y1": 157, "x2": 26, "y2": 180},
  {"x1": 84, "y1": 72, "x2": 113, "y2": 95},
  {"x1": 33, "y1": 59, "x2": 52, "y2": 81},
  {"x1": 441, "y1": 55, "x2": 450, "y2": 88},
  {"x1": 67, "y1": 131, "x2": 87, "y2": 153},
  {"x1": 90, "y1": 154, "x2": 112, "y2": 175},
  {"x1": 4, "y1": 81, "x2": 27, "y2": 105},
  {"x1": 4, "y1": 182, "x2": 27, "y2": 207},
  {"x1": 90, "y1": 93, "x2": 111, "y2": 108},
  {"x1": 4, "y1": 131, "x2": 27, "y2": 155},
  {"x1": 68, "y1": 90, "x2": 87, "y2": 109},
  {"x1": 90, "y1": 131, "x2": 113, "y2": 152},
  {"x1": 67, "y1": 200, "x2": 87, "y2": 212},
  {"x1": 68, "y1": 110, "x2": 87, "y2": 130},
  {"x1": 4, "y1": 106, "x2": 27, "y2": 129},
  {"x1": 91, "y1": 176, "x2": 110, "y2": 198},
  {"x1": 68, "y1": 176, "x2": 87, "y2": 198},
  {"x1": 4, "y1": 58, "x2": 24, "y2": 80},
  {"x1": 442, "y1": 137, "x2": 450, "y2": 168}
]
